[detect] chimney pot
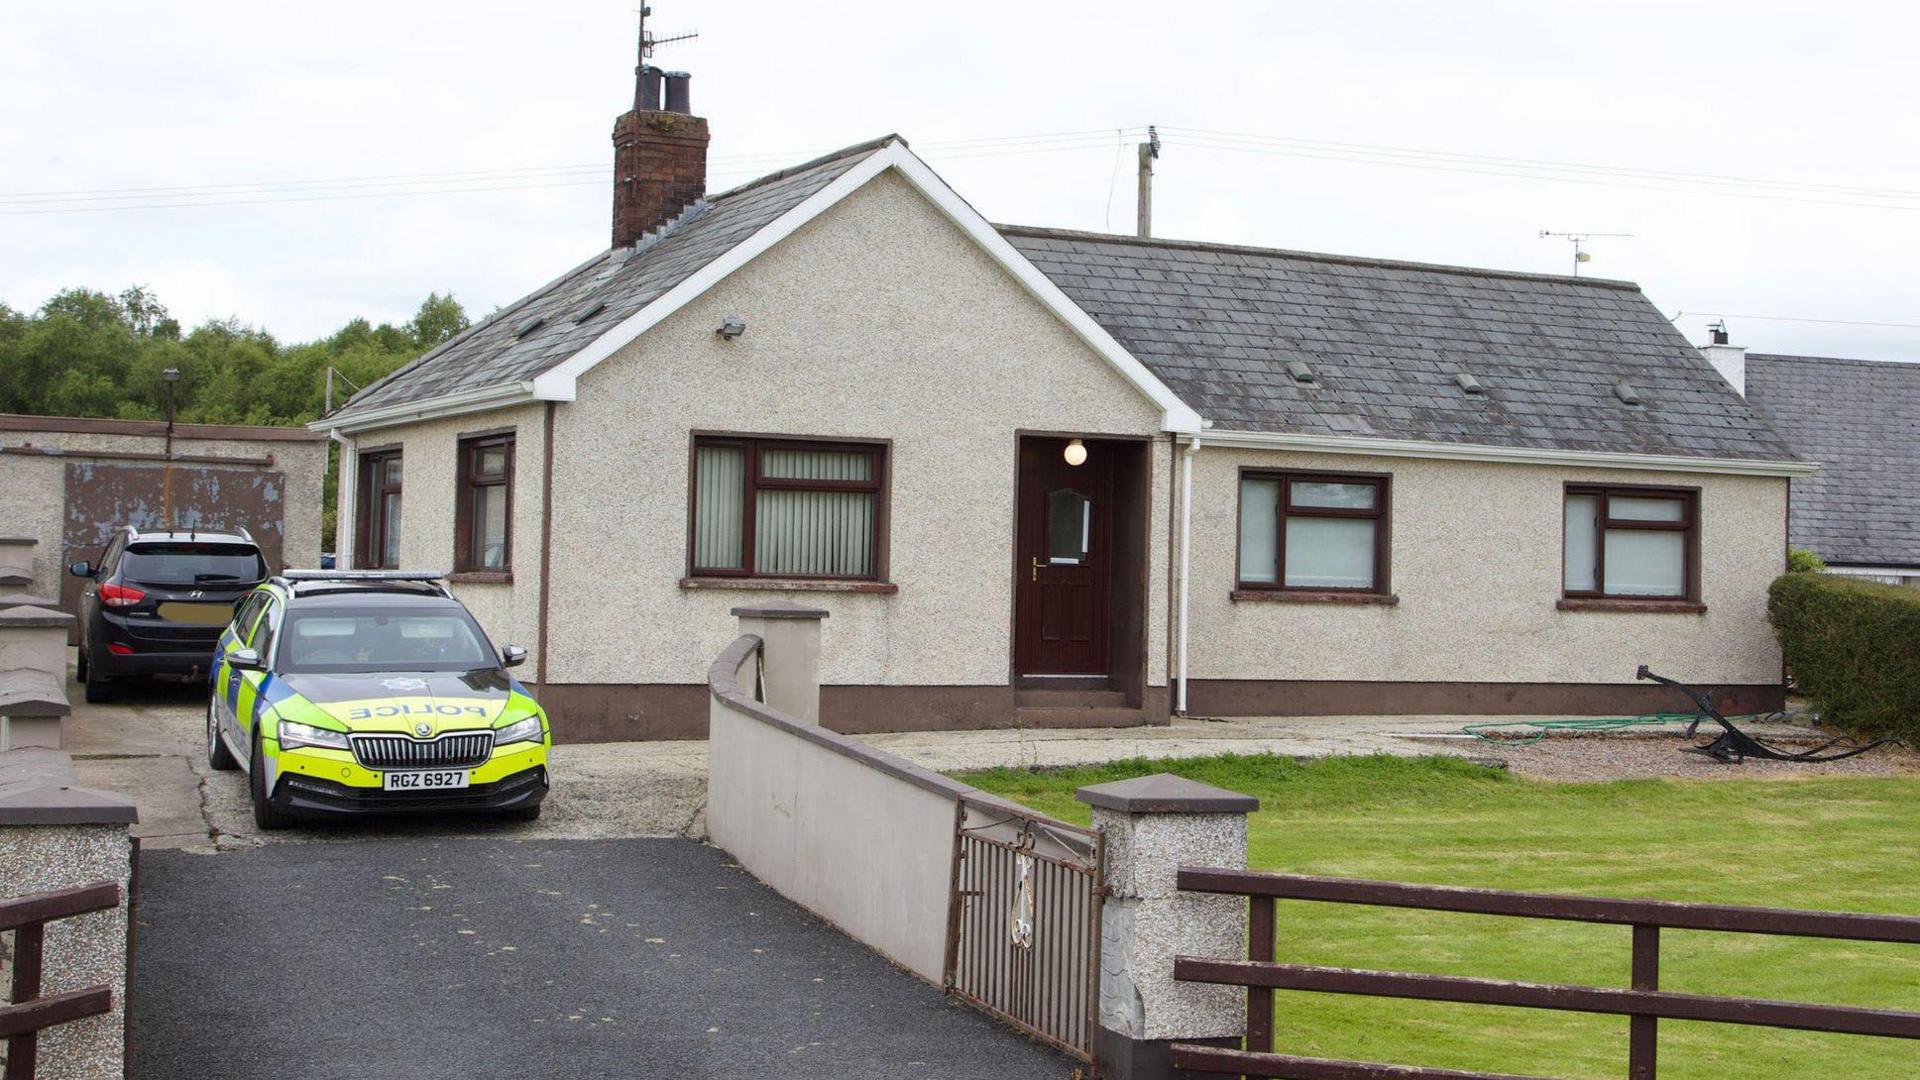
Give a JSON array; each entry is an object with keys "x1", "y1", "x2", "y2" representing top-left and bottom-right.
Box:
[
  {"x1": 639, "y1": 65, "x2": 663, "y2": 111},
  {"x1": 664, "y1": 71, "x2": 692, "y2": 114}
]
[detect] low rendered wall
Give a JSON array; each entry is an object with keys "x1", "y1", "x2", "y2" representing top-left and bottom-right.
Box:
[
  {"x1": 0, "y1": 749, "x2": 139, "y2": 1080},
  {"x1": 707, "y1": 633, "x2": 963, "y2": 982}
]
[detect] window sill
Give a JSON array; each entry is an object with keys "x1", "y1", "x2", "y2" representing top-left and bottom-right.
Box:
[
  {"x1": 448, "y1": 571, "x2": 513, "y2": 585},
  {"x1": 680, "y1": 576, "x2": 899, "y2": 595},
  {"x1": 1231, "y1": 589, "x2": 1400, "y2": 606},
  {"x1": 1557, "y1": 597, "x2": 1706, "y2": 614}
]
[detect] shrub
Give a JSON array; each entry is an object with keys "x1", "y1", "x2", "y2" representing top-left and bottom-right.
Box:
[
  {"x1": 1768, "y1": 572, "x2": 1920, "y2": 741},
  {"x1": 1786, "y1": 546, "x2": 1827, "y2": 574}
]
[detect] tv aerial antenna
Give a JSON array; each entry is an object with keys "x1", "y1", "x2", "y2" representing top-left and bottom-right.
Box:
[
  {"x1": 636, "y1": 5, "x2": 699, "y2": 63},
  {"x1": 1539, "y1": 230, "x2": 1633, "y2": 277}
]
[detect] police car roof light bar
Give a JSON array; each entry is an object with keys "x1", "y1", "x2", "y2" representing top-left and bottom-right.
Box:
[{"x1": 281, "y1": 569, "x2": 448, "y2": 582}]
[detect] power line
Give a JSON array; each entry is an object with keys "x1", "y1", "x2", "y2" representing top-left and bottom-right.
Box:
[{"x1": 1675, "y1": 311, "x2": 1920, "y2": 330}]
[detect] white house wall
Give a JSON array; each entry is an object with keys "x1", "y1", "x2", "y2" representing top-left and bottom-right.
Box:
[{"x1": 545, "y1": 170, "x2": 1171, "y2": 695}]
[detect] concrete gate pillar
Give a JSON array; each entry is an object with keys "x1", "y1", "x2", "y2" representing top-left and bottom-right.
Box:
[
  {"x1": 730, "y1": 603, "x2": 827, "y2": 725},
  {"x1": 1075, "y1": 773, "x2": 1258, "y2": 1080}
]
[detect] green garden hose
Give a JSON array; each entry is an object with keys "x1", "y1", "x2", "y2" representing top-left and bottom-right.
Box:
[{"x1": 1461, "y1": 712, "x2": 1779, "y2": 744}]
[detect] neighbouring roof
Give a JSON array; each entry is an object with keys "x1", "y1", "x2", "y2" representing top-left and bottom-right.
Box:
[
  {"x1": 1001, "y1": 228, "x2": 1795, "y2": 462},
  {"x1": 1745, "y1": 354, "x2": 1920, "y2": 566},
  {"x1": 333, "y1": 136, "x2": 897, "y2": 418}
]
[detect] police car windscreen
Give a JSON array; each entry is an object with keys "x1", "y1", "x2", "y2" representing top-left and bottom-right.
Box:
[
  {"x1": 124, "y1": 543, "x2": 267, "y2": 586},
  {"x1": 281, "y1": 610, "x2": 494, "y2": 673}
]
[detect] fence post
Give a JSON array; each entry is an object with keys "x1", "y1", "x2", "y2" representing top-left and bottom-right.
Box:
[
  {"x1": 1076, "y1": 773, "x2": 1258, "y2": 1080},
  {"x1": 730, "y1": 603, "x2": 827, "y2": 725}
]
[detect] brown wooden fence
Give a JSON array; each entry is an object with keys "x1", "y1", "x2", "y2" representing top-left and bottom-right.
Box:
[
  {"x1": 1168, "y1": 867, "x2": 1920, "y2": 1079},
  {"x1": 1, "y1": 882, "x2": 121, "y2": 1080}
]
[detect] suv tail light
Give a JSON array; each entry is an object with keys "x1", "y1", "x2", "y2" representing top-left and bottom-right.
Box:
[{"x1": 99, "y1": 583, "x2": 146, "y2": 608}]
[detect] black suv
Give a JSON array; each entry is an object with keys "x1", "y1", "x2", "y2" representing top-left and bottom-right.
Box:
[{"x1": 70, "y1": 527, "x2": 269, "y2": 701}]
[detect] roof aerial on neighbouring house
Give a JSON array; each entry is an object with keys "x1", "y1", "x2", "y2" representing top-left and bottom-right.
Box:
[
  {"x1": 1745, "y1": 353, "x2": 1920, "y2": 566},
  {"x1": 1000, "y1": 227, "x2": 1795, "y2": 462},
  {"x1": 332, "y1": 136, "x2": 897, "y2": 419}
]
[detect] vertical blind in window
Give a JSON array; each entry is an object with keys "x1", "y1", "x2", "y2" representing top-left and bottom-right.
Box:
[
  {"x1": 1563, "y1": 487, "x2": 1695, "y2": 599},
  {"x1": 693, "y1": 439, "x2": 884, "y2": 579},
  {"x1": 1238, "y1": 473, "x2": 1386, "y2": 591}
]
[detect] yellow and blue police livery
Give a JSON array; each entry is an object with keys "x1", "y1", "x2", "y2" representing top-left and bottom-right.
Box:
[{"x1": 208, "y1": 570, "x2": 550, "y2": 830}]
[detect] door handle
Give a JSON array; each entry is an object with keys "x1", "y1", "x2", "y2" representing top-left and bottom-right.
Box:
[{"x1": 1031, "y1": 556, "x2": 1044, "y2": 582}]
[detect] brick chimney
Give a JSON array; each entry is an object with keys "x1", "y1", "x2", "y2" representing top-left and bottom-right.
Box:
[{"x1": 611, "y1": 67, "x2": 708, "y2": 249}]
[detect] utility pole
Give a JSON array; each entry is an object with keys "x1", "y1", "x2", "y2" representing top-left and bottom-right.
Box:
[
  {"x1": 1136, "y1": 125, "x2": 1160, "y2": 239},
  {"x1": 161, "y1": 368, "x2": 180, "y2": 529}
]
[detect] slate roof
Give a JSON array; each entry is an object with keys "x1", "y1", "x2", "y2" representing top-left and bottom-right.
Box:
[
  {"x1": 334, "y1": 136, "x2": 896, "y2": 417},
  {"x1": 337, "y1": 134, "x2": 1796, "y2": 469},
  {"x1": 1001, "y1": 227, "x2": 1794, "y2": 462},
  {"x1": 1745, "y1": 354, "x2": 1920, "y2": 566}
]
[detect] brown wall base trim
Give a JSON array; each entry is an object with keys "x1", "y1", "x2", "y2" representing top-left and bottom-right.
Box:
[
  {"x1": 1185, "y1": 679, "x2": 1786, "y2": 718},
  {"x1": 539, "y1": 682, "x2": 1177, "y2": 743}
]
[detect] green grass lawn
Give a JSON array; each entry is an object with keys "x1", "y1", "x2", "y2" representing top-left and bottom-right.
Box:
[{"x1": 958, "y1": 754, "x2": 1920, "y2": 1079}]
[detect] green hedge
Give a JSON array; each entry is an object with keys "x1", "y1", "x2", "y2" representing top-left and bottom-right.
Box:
[{"x1": 1768, "y1": 572, "x2": 1920, "y2": 741}]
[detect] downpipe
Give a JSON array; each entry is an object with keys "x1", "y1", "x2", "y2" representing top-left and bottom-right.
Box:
[{"x1": 1176, "y1": 435, "x2": 1199, "y2": 715}]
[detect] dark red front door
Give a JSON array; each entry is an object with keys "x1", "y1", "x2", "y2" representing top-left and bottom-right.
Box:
[{"x1": 1014, "y1": 437, "x2": 1112, "y2": 676}]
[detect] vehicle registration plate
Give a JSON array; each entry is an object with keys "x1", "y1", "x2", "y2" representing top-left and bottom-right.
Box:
[{"x1": 383, "y1": 769, "x2": 470, "y2": 791}]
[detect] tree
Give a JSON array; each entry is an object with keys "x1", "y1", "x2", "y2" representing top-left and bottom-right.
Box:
[{"x1": 0, "y1": 285, "x2": 470, "y2": 548}]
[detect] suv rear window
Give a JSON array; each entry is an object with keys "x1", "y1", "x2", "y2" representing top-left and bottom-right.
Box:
[{"x1": 122, "y1": 543, "x2": 267, "y2": 586}]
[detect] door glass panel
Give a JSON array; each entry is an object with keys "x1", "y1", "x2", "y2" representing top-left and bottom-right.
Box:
[
  {"x1": 1291, "y1": 480, "x2": 1376, "y2": 510},
  {"x1": 1047, "y1": 488, "x2": 1090, "y2": 564},
  {"x1": 381, "y1": 493, "x2": 402, "y2": 567},
  {"x1": 1284, "y1": 517, "x2": 1376, "y2": 588}
]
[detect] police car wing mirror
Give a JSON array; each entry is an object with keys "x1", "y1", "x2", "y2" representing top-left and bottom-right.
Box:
[
  {"x1": 229, "y1": 648, "x2": 265, "y2": 671},
  {"x1": 500, "y1": 644, "x2": 528, "y2": 669},
  {"x1": 68, "y1": 560, "x2": 92, "y2": 578}
]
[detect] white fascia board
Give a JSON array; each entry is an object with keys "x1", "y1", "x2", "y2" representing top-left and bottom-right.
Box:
[
  {"x1": 305, "y1": 381, "x2": 536, "y2": 436},
  {"x1": 1198, "y1": 428, "x2": 1820, "y2": 478},
  {"x1": 528, "y1": 140, "x2": 1206, "y2": 434}
]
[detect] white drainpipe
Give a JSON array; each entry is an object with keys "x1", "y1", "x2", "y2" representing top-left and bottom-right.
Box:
[
  {"x1": 327, "y1": 428, "x2": 354, "y2": 564},
  {"x1": 1176, "y1": 434, "x2": 1200, "y2": 715}
]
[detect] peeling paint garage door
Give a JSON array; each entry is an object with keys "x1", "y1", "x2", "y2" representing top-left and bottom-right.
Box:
[{"x1": 62, "y1": 462, "x2": 288, "y2": 639}]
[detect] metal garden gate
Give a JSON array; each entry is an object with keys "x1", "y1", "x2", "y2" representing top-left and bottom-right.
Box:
[{"x1": 943, "y1": 794, "x2": 1105, "y2": 1067}]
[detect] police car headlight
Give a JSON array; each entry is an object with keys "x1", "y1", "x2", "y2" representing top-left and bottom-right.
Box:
[
  {"x1": 493, "y1": 715, "x2": 544, "y2": 747},
  {"x1": 278, "y1": 719, "x2": 350, "y2": 752}
]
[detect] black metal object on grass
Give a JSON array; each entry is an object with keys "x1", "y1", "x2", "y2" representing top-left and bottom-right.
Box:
[{"x1": 1635, "y1": 665, "x2": 1889, "y2": 764}]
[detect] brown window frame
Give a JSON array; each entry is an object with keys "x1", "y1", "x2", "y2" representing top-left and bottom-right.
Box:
[
  {"x1": 1235, "y1": 469, "x2": 1391, "y2": 595},
  {"x1": 687, "y1": 434, "x2": 888, "y2": 583},
  {"x1": 1562, "y1": 484, "x2": 1700, "y2": 602},
  {"x1": 355, "y1": 447, "x2": 403, "y2": 570},
  {"x1": 453, "y1": 430, "x2": 515, "y2": 578}
]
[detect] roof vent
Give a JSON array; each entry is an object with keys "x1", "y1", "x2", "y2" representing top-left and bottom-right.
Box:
[
  {"x1": 513, "y1": 315, "x2": 546, "y2": 339},
  {"x1": 573, "y1": 300, "x2": 607, "y2": 324},
  {"x1": 1614, "y1": 380, "x2": 1642, "y2": 406},
  {"x1": 1454, "y1": 372, "x2": 1485, "y2": 395},
  {"x1": 1286, "y1": 359, "x2": 1316, "y2": 384}
]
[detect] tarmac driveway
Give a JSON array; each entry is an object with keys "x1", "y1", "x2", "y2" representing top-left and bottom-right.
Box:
[{"x1": 129, "y1": 838, "x2": 1075, "y2": 1080}]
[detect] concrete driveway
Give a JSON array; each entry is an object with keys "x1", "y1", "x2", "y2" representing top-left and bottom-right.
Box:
[{"x1": 129, "y1": 838, "x2": 1076, "y2": 1079}]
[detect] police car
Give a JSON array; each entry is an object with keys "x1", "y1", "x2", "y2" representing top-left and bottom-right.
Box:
[{"x1": 208, "y1": 570, "x2": 550, "y2": 829}]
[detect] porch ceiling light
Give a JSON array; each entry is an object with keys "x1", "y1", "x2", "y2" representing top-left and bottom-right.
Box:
[{"x1": 1063, "y1": 439, "x2": 1088, "y2": 466}]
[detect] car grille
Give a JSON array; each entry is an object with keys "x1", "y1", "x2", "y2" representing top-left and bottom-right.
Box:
[{"x1": 349, "y1": 731, "x2": 494, "y2": 771}]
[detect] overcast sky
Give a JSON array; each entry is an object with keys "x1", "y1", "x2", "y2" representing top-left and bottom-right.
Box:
[{"x1": 4, "y1": 1, "x2": 1916, "y2": 361}]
